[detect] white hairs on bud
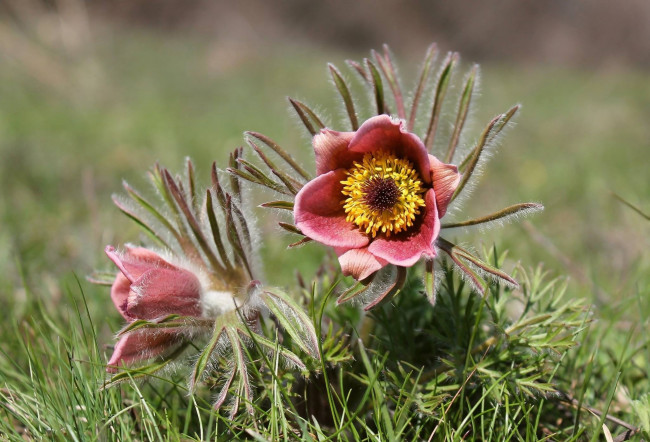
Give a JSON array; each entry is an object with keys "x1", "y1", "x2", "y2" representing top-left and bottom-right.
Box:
[{"x1": 201, "y1": 290, "x2": 238, "y2": 318}]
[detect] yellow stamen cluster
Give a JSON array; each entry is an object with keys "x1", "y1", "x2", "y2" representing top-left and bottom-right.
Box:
[{"x1": 341, "y1": 151, "x2": 426, "y2": 238}]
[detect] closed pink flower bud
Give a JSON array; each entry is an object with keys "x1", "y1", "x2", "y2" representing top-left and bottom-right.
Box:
[{"x1": 105, "y1": 245, "x2": 203, "y2": 372}]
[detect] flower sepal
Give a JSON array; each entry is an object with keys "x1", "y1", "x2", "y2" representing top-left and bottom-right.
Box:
[
  {"x1": 102, "y1": 342, "x2": 191, "y2": 390},
  {"x1": 116, "y1": 314, "x2": 215, "y2": 337},
  {"x1": 337, "y1": 264, "x2": 407, "y2": 311},
  {"x1": 103, "y1": 314, "x2": 217, "y2": 378},
  {"x1": 188, "y1": 285, "x2": 321, "y2": 417},
  {"x1": 437, "y1": 237, "x2": 519, "y2": 296}
]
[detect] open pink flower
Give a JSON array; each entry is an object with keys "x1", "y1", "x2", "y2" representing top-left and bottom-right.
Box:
[
  {"x1": 294, "y1": 115, "x2": 461, "y2": 280},
  {"x1": 105, "y1": 245, "x2": 203, "y2": 372}
]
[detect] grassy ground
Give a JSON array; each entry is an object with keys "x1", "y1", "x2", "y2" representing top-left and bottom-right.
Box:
[{"x1": 1, "y1": 23, "x2": 649, "y2": 440}]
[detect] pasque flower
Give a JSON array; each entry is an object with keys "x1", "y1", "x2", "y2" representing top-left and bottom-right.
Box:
[
  {"x1": 96, "y1": 161, "x2": 320, "y2": 416},
  {"x1": 104, "y1": 245, "x2": 239, "y2": 372},
  {"x1": 237, "y1": 44, "x2": 541, "y2": 308},
  {"x1": 294, "y1": 115, "x2": 460, "y2": 280}
]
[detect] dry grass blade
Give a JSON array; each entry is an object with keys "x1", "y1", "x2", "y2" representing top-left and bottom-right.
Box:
[{"x1": 612, "y1": 192, "x2": 650, "y2": 221}]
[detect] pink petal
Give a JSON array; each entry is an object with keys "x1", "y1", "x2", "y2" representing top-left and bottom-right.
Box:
[
  {"x1": 106, "y1": 245, "x2": 202, "y2": 320},
  {"x1": 110, "y1": 272, "x2": 132, "y2": 320},
  {"x1": 335, "y1": 247, "x2": 388, "y2": 280},
  {"x1": 313, "y1": 129, "x2": 359, "y2": 175},
  {"x1": 367, "y1": 190, "x2": 439, "y2": 266},
  {"x1": 429, "y1": 155, "x2": 461, "y2": 218},
  {"x1": 127, "y1": 267, "x2": 202, "y2": 319},
  {"x1": 294, "y1": 169, "x2": 370, "y2": 249},
  {"x1": 105, "y1": 245, "x2": 173, "y2": 284},
  {"x1": 106, "y1": 330, "x2": 178, "y2": 373},
  {"x1": 348, "y1": 115, "x2": 432, "y2": 185}
]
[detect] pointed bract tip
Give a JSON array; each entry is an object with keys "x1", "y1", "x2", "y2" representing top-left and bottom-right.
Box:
[
  {"x1": 105, "y1": 244, "x2": 117, "y2": 257},
  {"x1": 247, "y1": 280, "x2": 263, "y2": 298}
]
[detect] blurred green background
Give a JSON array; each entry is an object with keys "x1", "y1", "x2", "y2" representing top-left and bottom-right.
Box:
[{"x1": 0, "y1": 0, "x2": 649, "y2": 326}]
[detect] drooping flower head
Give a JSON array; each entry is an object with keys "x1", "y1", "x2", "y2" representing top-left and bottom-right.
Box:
[
  {"x1": 295, "y1": 115, "x2": 460, "y2": 281},
  {"x1": 104, "y1": 245, "x2": 200, "y2": 371},
  {"x1": 93, "y1": 159, "x2": 319, "y2": 416},
  {"x1": 106, "y1": 246, "x2": 202, "y2": 323},
  {"x1": 104, "y1": 245, "x2": 245, "y2": 371}
]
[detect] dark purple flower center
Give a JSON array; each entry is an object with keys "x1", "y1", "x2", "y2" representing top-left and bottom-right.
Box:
[{"x1": 362, "y1": 177, "x2": 400, "y2": 211}]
